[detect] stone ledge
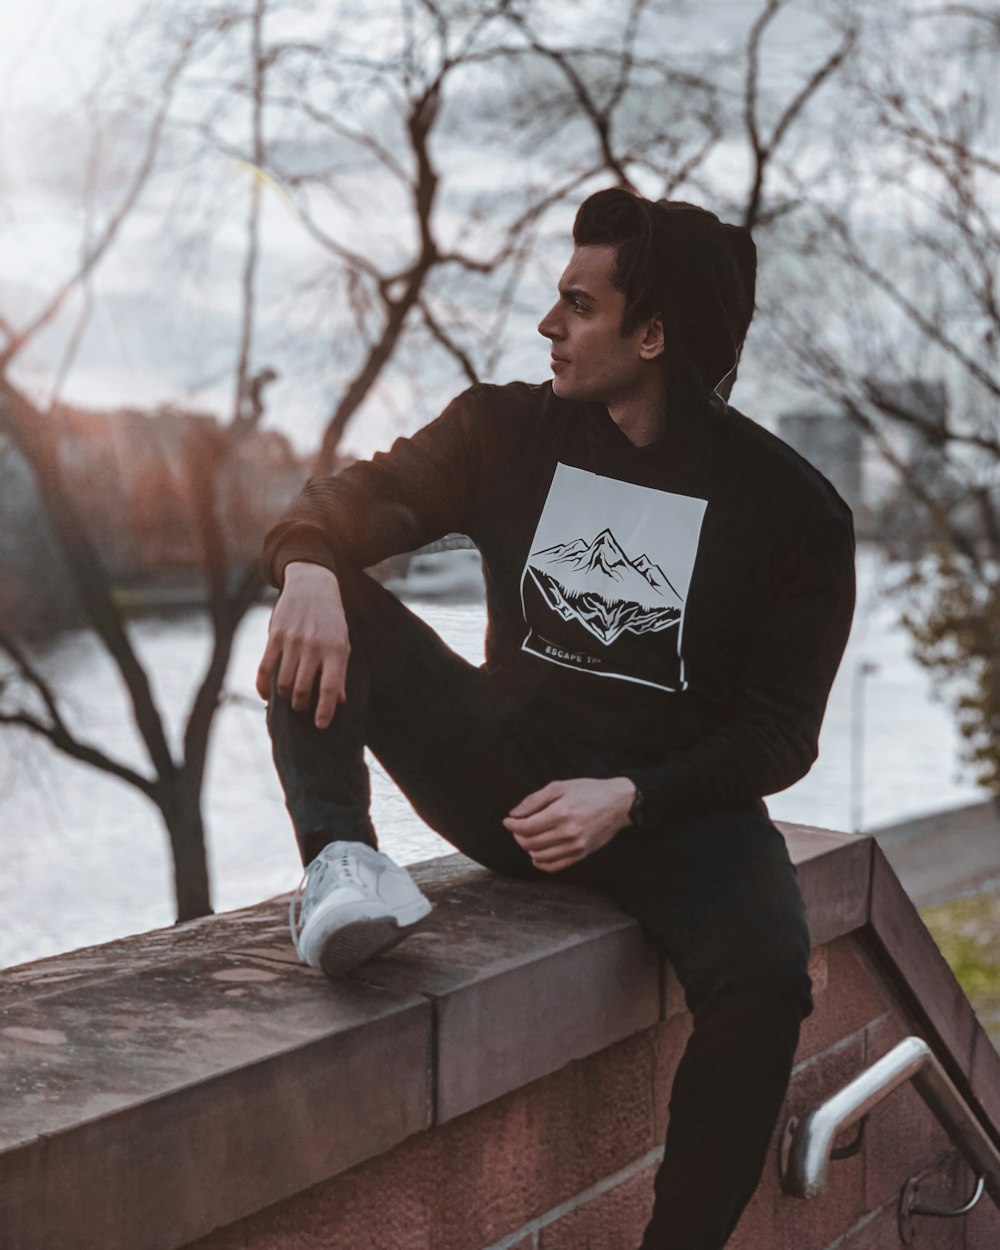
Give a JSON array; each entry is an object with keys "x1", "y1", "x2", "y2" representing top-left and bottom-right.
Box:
[
  {"x1": 349, "y1": 867, "x2": 662, "y2": 1121},
  {"x1": 1, "y1": 824, "x2": 998, "y2": 1250}
]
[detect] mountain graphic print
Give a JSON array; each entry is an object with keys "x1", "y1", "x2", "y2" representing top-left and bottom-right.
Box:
[
  {"x1": 520, "y1": 464, "x2": 708, "y2": 691},
  {"x1": 527, "y1": 529, "x2": 682, "y2": 646}
]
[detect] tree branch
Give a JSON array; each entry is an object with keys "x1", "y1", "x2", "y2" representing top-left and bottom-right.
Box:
[
  {"x1": 0, "y1": 631, "x2": 158, "y2": 796},
  {"x1": 418, "y1": 298, "x2": 480, "y2": 383},
  {"x1": 0, "y1": 380, "x2": 177, "y2": 780},
  {"x1": 823, "y1": 208, "x2": 1000, "y2": 404},
  {"x1": 505, "y1": 11, "x2": 636, "y2": 189},
  {"x1": 0, "y1": 33, "x2": 198, "y2": 369},
  {"x1": 182, "y1": 562, "x2": 263, "y2": 789},
  {"x1": 231, "y1": 0, "x2": 267, "y2": 425},
  {"x1": 742, "y1": 0, "x2": 856, "y2": 228}
]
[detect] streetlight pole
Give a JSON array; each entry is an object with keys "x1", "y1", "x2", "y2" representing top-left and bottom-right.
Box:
[{"x1": 850, "y1": 659, "x2": 879, "y2": 834}]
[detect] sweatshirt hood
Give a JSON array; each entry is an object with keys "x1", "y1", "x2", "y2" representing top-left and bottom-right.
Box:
[{"x1": 648, "y1": 199, "x2": 757, "y2": 404}]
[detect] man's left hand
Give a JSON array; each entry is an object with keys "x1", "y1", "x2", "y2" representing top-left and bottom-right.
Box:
[{"x1": 503, "y1": 777, "x2": 637, "y2": 873}]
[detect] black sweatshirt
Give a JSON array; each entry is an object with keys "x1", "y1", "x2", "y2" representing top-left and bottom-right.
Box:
[{"x1": 261, "y1": 380, "x2": 856, "y2": 829}]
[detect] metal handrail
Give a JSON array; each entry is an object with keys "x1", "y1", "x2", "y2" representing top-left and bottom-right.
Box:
[{"x1": 780, "y1": 1036, "x2": 1000, "y2": 1211}]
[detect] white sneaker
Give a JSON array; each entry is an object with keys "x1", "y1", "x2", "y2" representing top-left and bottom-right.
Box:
[{"x1": 289, "y1": 840, "x2": 433, "y2": 978}]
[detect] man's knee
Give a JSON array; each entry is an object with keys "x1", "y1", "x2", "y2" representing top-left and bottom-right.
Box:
[
  {"x1": 334, "y1": 562, "x2": 396, "y2": 620},
  {"x1": 685, "y1": 958, "x2": 814, "y2": 1029},
  {"x1": 745, "y1": 968, "x2": 814, "y2": 1023},
  {"x1": 267, "y1": 660, "x2": 319, "y2": 718}
]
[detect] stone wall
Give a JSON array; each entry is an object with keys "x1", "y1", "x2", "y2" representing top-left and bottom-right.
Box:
[
  {"x1": 2, "y1": 828, "x2": 999, "y2": 1250},
  {"x1": 181, "y1": 936, "x2": 1000, "y2": 1250}
]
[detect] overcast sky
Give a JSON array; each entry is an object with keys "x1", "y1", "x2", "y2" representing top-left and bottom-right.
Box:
[{"x1": 2, "y1": 0, "x2": 965, "y2": 458}]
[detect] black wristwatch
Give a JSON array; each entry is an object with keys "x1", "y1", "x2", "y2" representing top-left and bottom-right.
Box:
[{"x1": 628, "y1": 783, "x2": 648, "y2": 830}]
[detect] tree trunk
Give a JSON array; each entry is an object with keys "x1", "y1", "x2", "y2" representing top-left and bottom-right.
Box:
[{"x1": 159, "y1": 774, "x2": 213, "y2": 921}]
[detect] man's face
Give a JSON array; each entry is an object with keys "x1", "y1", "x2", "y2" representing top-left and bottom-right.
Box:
[{"x1": 537, "y1": 244, "x2": 661, "y2": 404}]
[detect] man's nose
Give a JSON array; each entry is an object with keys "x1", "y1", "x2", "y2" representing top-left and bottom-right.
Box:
[{"x1": 538, "y1": 305, "x2": 561, "y2": 340}]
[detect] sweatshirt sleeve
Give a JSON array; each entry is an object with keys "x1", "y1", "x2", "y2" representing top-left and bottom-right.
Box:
[
  {"x1": 261, "y1": 385, "x2": 485, "y2": 590},
  {"x1": 621, "y1": 513, "x2": 856, "y2": 827}
]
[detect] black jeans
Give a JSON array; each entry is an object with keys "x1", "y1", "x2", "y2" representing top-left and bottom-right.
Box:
[{"x1": 266, "y1": 566, "x2": 814, "y2": 1250}]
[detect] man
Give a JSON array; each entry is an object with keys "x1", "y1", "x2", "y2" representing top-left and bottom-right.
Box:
[{"x1": 255, "y1": 187, "x2": 856, "y2": 1249}]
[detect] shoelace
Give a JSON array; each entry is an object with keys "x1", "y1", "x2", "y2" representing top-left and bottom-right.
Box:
[{"x1": 288, "y1": 849, "x2": 364, "y2": 958}]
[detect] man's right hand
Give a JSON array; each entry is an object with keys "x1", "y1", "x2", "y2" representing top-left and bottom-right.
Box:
[{"x1": 255, "y1": 562, "x2": 349, "y2": 729}]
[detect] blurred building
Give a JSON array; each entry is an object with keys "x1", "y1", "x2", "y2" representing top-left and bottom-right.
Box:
[
  {"x1": 776, "y1": 411, "x2": 864, "y2": 511},
  {"x1": 0, "y1": 434, "x2": 78, "y2": 632},
  {"x1": 866, "y1": 378, "x2": 951, "y2": 488},
  {"x1": 858, "y1": 378, "x2": 974, "y2": 548},
  {"x1": 0, "y1": 405, "x2": 313, "y2": 633}
]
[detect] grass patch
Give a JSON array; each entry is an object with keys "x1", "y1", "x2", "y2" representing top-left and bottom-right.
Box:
[{"x1": 919, "y1": 891, "x2": 1000, "y2": 1046}]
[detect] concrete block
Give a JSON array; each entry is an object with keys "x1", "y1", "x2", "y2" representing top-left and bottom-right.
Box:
[
  {"x1": 537, "y1": 1164, "x2": 656, "y2": 1250},
  {"x1": 921, "y1": 1154, "x2": 979, "y2": 1249},
  {"x1": 868, "y1": 846, "x2": 977, "y2": 1078},
  {"x1": 183, "y1": 1228, "x2": 247, "y2": 1250},
  {"x1": 969, "y1": 1023, "x2": 1000, "y2": 1134},
  {"x1": 236, "y1": 1031, "x2": 660, "y2": 1250},
  {"x1": 651, "y1": 1013, "x2": 694, "y2": 1142},
  {"x1": 0, "y1": 897, "x2": 295, "y2": 1006},
  {"x1": 0, "y1": 953, "x2": 431, "y2": 1250},
  {"x1": 824, "y1": 1203, "x2": 905, "y2": 1249},
  {"x1": 352, "y1": 870, "x2": 660, "y2": 1123},
  {"x1": 965, "y1": 1172, "x2": 1000, "y2": 1250},
  {"x1": 425, "y1": 1033, "x2": 658, "y2": 1249},
  {"x1": 725, "y1": 1175, "x2": 777, "y2": 1250},
  {"x1": 784, "y1": 827, "x2": 871, "y2": 949},
  {"x1": 240, "y1": 1132, "x2": 437, "y2": 1250},
  {"x1": 861, "y1": 1152, "x2": 967, "y2": 1250},
  {"x1": 773, "y1": 1034, "x2": 868, "y2": 1250},
  {"x1": 796, "y1": 938, "x2": 893, "y2": 1064},
  {"x1": 251, "y1": 1103, "x2": 642, "y2": 1250},
  {"x1": 8, "y1": 842, "x2": 999, "y2": 1250},
  {"x1": 861, "y1": 1014, "x2": 954, "y2": 1211}
]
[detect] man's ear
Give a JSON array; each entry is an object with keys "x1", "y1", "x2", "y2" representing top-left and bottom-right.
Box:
[{"x1": 638, "y1": 313, "x2": 664, "y2": 361}]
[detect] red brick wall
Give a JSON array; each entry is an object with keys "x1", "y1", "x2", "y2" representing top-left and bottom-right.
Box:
[{"x1": 185, "y1": 935, "x2": 1000, "y2": 1250}]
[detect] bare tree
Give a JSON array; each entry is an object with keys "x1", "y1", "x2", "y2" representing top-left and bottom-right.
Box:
[
  {"x1": 738, "y1": 0, "x2": 858, "y2": 229},
  {"x1": 188, "y1": 0, "x2": 859, "y2": 460},
  {"x1": 759, "y1": 1, "x2": 1000, "y2": 790},
  {"x1": 267, "y1": 0, "x2": 538, "y2": 472},
  {"x1": 0, "y1": 0, "x2": 908, "y2": 942},
  {"x1": 0, "y1": 10, "x2": 263, "y2": 921}
]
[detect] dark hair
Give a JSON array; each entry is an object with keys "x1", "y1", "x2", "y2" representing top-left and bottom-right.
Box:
[{"x1": 572, "y1": 186, "x2": 756, "y2": 404}]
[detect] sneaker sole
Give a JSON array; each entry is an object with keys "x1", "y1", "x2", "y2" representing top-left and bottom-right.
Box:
[{"x1": 317, "y1": 911, "x2": 433, "y2": 979}]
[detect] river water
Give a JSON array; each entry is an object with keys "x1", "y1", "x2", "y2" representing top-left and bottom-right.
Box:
[{"x1": 0, "y1": 544, "x2": 981, "y2": 969}]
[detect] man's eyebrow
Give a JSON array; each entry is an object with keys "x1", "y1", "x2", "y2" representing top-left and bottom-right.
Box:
[{"x1": 558, "y1": 283, "x2": 596, "y2": 303}]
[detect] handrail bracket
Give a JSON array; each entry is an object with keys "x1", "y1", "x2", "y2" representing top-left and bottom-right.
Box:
[
  {"x1": 898, "y1": 1172, "x2": 985, "y2": 1244},
  {"x1": 779, "y1": 1036, "x2": 1000, "y2": 1218}
]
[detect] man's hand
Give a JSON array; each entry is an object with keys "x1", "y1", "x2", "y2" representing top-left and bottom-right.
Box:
[
  {"x1": 503, "y1": 777, "x2": 637, "y2": 872},
  {"x1": 255, "y1": 562, "x2": 349, "y2": 729}
]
